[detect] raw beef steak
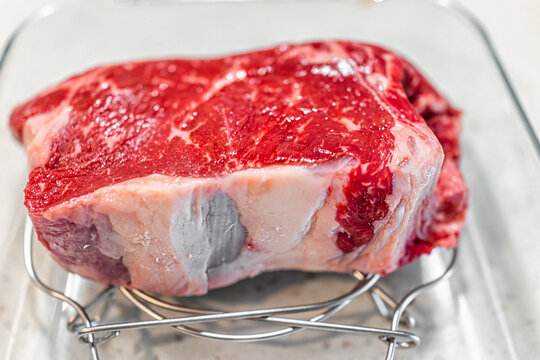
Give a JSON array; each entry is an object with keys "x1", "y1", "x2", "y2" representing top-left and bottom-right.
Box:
[{"x1": 10, "y1": 41, "x2": 468, "y2": 296}]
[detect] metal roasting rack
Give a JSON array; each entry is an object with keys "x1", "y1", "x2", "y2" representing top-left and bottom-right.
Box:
[{"x1": 23, "y1": 217, "x2": 457, "y2": 360}]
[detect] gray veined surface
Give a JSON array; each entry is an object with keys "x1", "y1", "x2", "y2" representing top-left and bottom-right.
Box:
[
  {"x1": 205, "y1": 192, "x2": 247, "y2": 269},
  {"x1": 171, "y1": 191, "x2": 246, "y2": 275}
]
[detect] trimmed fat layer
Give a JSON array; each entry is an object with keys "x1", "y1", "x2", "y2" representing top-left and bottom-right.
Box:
[{"x1": 44, "y1": 160, "x2": 352, "y2": 295}]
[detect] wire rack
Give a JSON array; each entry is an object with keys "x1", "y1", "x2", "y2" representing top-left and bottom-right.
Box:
[{"x1": 23, "y1": 216, "x2": 457, "y2": 360}]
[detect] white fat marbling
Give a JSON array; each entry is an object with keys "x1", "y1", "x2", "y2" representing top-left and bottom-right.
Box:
[{"x1": 23, "y1": 106, "x2": 72, "y2": 168}]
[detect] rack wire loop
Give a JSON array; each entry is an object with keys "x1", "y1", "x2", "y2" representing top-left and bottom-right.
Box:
[{"x1": 382, "y1": 247, "x2": 458, "y2": 359}]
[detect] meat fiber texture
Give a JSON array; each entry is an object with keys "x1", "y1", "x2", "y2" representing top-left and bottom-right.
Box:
[{"x1": 10, "y1": 41, "x2": 468, "y2": 296}]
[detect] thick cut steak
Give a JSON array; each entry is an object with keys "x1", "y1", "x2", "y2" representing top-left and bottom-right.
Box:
[{"x1": 10, "y1": 41, "x2": 468, "y2": 296}]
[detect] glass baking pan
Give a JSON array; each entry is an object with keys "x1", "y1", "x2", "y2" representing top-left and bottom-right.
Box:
[{"x1": 1, "y1": 0, "x2": 539, "y2": 359}]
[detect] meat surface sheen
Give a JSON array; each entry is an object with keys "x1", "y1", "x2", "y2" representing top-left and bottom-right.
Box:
[{"x1": 10, "y1": 41, "x2": 468, "y2": 296}]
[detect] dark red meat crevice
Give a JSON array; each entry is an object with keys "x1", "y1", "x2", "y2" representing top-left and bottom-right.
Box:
[{"x1": 398, "y1": 61, "x2": 468, "y2": 263}]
